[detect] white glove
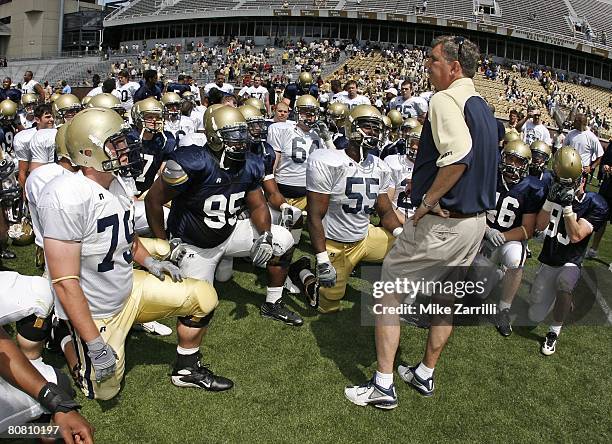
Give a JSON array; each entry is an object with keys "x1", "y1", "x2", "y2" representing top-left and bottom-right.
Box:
[
  {"x1": 315, "y1": 121, "x2": 332, "y2": 141},
  {"x1": 279, "y1": 203, "x2": 302, "y2": 229},
  {"x1": 86, "y1": 336, "x2": 118, "y2": 383},
  {"x1": 484, "y1": 227, "x2": 506, "y2": 248},
  {"x1": 250, "y1": 231, "x2": 274, "y2": 267},
  {"x1": 144, "y1": 256, "x2": 183, "y2": 282}
]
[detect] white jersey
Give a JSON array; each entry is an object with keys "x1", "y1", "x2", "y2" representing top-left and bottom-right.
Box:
[
  {"x1": 521, "y1": 120, "x2": 552, "y2": 145},
  {"x1": 12, "y1": 127, "x2": 37, "y2": 161},
  {"x1": 18, "y1": 113, "x2": 35, "y2": 129},
  {"x1": 21, "y1": 80, "x2": 39, "y2": 95},
  {"x1": 190, "y1": 109, "x2": 204, "y2": 131},
  {"x1": 164, "y1": 116, "x2": 196, "y2": 138},
  {"x1": 190, "y1": 85, "x2": 202, "y2": 103},
  {"x1": 178, "y1": 131, "x2": 207, "y2": 147},
  {"x1": 307, "y1": 150, "x2": 391, "y2": 242},
  {"x1": 565, "y1": 129, "x2": 604, "y2": 167},
  {"x1": 384, "y1": 153, "x2": 415, "y2": 216},
  {"x1": 333, "y1": 94, "x2": 370, "y2": 110},
  {"x1": 116, "y1": 81, "x2": 140, "y2": 111},
  {"x1": 239, "y1": 85, "x2": 268, "y2": 102},
  {"x1": 37, "y1": 172, "x2": 136, "y2": 319},
  {"x1": 267, "y1": 122, "x2": 324, "y2": 188},
  {"x1": 389, "y1": 96, "x2": 428, "y2": 118},
  {"x1": 204, "y1": 82, "x2": 234, "y2": 95},
  {"x1": 25, "y1": 162, "x2": 71, "y2": 247},
  {"x1": 86, "y1": 86, "x2": 103, "y2": 97},
  {"x1": 29, "y1": 128, "x2": 57, "y2": 164}
]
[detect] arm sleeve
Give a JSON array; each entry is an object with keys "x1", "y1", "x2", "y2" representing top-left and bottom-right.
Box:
[
  {"x1": 378, "y1": 166, "x2": 391, "y2": 195},
  {"x1": 585, "y1": 197, "x2": 609, "y2": 233},
  {"x1": 306, "y1": 157, "x2": 335, "y2": 194},
  {"x1": 429, "y1": 92, "x2": 472, "y2": 167}
]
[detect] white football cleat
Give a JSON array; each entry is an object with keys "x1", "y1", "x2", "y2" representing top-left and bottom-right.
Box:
[{"x1": 283, "y1": 276, "x2": 301, "y2": 294}]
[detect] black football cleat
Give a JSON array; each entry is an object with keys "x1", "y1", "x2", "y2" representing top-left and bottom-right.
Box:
[
  {"x1": 172, "y1": 355, "x2": 233, "y2": 392},
  {"x1": 260, "y1": 299, "x2": 304, "y2": 326},
  {"x1": 288, "y1": 256, "x2": 319, "y2": 308},
  {"x1": 495, "y1": 308, "x2": 513, "y2": 337}
]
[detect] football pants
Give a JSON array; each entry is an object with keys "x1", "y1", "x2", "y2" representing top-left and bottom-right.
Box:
[
  {"x1": 69, "y1": 269, "x2": 218, "y2": 400},
  {"x1": 319, "y1": 225, "x2": 395, "y2": 314},
  {"x1": 0, "y1": 271, "x2": 53, "y2": 325},
  {"x1": 286, "y1": 196, "x2": 307, "y2": 211},
  {"x1": 528, "y1": 263, "x2": 581, "y2": 323}
]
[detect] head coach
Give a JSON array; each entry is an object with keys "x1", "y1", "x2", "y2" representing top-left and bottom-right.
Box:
[{"x1": 345, "y1": 36, "x2": 499, "y2": 409}]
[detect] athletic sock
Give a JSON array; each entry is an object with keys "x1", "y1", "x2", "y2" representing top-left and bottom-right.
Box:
[
  {"x1": 266, "y1": 286, "x2": 283, "y2": 304},
  {"x1": 375, "y1": 371, "x2": 394, "y2": 390},
  {"x1": 548, "y1": 324, "x2": 562, "y2": 336},
  {"x1": 415, "y1": 362, "x2": 434, "y2": 380},
  {"x1": 498, "y1": 300, "x2": 512, "y2": 311}
]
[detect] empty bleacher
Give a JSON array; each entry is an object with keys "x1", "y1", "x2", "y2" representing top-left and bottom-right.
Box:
[{"x1": 570, "y1": 0, "x2": 612, "y2": 39}]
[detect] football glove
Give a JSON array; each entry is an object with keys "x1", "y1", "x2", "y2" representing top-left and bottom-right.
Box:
[
  {"x1": 250, "y1": 231, "x2": 274, "y2": 267},
  {"x1": 168, "y1": 238, "x2": 187, "y2": 265},
  {"x1": 316, "y1": 262, "x2": 337, "y2": 288},
  {"x1": 86, "y1": 337, "x2": 118, "y2": 383},
  {"x1": 280, "y1": 204, "x2": 302, "y2": 229},
  {"x1": 547, "y1": 182, "x2": 575, "y2": 206},
  {"x1": 144, "y1": 256, "x2": 183, "y2": 282},
  {"x1": 314, "y1": 121, "x2": 332, "y2": 141},
  {"x1": 484, "y1": 227, "x2": 506, "y2": 248}
]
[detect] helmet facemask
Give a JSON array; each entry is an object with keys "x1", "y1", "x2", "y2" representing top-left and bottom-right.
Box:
[
  {"x1": 529, "y1": 150, "x2": 550, "y2": 176},
  {"x1": 297, "y1": 106, "x2": 319, "y2": 130},
  {"x1": 99, "y1": 130, "x2": 144, "y2": 178},
  {"x1": 57, "y1": 105, "x2": 82, "y2": 124},
  {"x1": 406, "y1": 133, "x2": 420, "y2": 162},
  {"x1": 246, "y1": 118, "x2": 268, "y2": 144},
  {"x1": 164, "y1": 103, "x2": 181, "y2": 121},
  {"x1": 139, "y1": 111, "x2": 164, "y2": 136},
  {"x1": 352, "y1": 118, "x2": 383, "y2": 161},
  {"x1": 213, "y1": 124, "x2": 249, "y2": 170},
  {"x1": 500, "y1": 151, "x2": 529, "y2": 184}
]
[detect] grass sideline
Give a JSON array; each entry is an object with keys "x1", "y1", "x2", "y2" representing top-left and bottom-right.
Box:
[{"x1": 4, "y1": 229, "x2": 612, "y2": 444}]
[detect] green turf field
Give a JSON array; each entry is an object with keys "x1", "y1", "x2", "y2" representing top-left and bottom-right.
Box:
[{"x1": 4, "y1": 228, "x2": 612, "y2": 444}]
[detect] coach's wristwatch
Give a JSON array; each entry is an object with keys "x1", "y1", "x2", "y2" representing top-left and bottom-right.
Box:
[{"x1": 421, "y1": 194, "x2": 439, "y2": 210}]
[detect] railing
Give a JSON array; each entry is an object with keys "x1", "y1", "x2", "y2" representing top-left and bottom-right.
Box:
[{"x1": 103, "y1": 6, "x2": 611, "y2": 51}]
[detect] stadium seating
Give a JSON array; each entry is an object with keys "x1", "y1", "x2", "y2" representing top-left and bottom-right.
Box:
[{"x1": 570, "y1": 0, "x2": 612, "y2": 39}]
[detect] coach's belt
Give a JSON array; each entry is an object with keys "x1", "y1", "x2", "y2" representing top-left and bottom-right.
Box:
[{"x1": 441, "y1": 211, "x2": 483, "y2": 219}]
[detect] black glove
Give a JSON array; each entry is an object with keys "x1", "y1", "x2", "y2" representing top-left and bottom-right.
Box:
[{"x1": 37, "y1": 382, "x2": 81, "y2": 414}]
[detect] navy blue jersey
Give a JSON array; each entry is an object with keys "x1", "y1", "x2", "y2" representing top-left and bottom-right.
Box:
[
  {"x1": 539, "y1": 192, "x2": 609, "y2": 266},
  {"x1": 0, "y1": 88, "x2": 21, "y2": 103},
  {"x1": 380, "y1": 139, "x2": 406, "y2": 160},
  {"x1": 132, "y1": 130, "x2": 176, "y2": 195},
  {"x1": 250, "y1": 140, "x2": 276, "y2": 179},
  {"x1": 283, "y1": 83, "x2": 319, "y2": 109},
  {"x1": 166, "y1": 145, "x2": 264, "y2": 248},
  {"x1": 486, "y1": 174, "x2": 545, "y2": 232},
  {"x1": 166, "y1": 83, "x2": 191, "y2": 96},
  {"x1": 133, "y1": 84, "x2": 162, "y2": 102},
  {"x1": 0, "y1": 123, "x2": 17, "y2": 155},
  {"x1": 333, "y1": 134, "x2": 349, "y2": 150},
  {"x1": 530, "y1": 169, "x2": 553, "y2": 197}
]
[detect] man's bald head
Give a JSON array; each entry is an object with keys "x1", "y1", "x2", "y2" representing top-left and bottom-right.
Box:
[{"x1": 274, "y1": 102, "x2": 289, "y2": 122}]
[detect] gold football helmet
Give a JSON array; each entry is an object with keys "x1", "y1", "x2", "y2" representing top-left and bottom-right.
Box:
[
  {"x1": 244, "y1": 97, "x2": 266, "y2": 116},
  {"x1": 239, "y1": 104, "x2": 267, "y2": 143},
  {"x1": 65, "y1": 107, "x2": 142, "y2": 177},
  {"x1": 87, "y1": 93, "x2": 127, "y2": 120},
  {"x1": 344, "y1": 104, "x2": 383, "y2": 157},
  {"x1": 295, "y1": 94, "x2": 319, "y2": 129},
  {"x1": 500, "y1": 140, "x2": 532, "y2": 184},
  {"x1": 8, "y1": 219, "x2": 34, "y2": 246},
  {"x1": 204, "y1": 106, "x2": 249, "y2": 165},
  {"x1": 161, "y1": 92, "x2": 182, "y2": 119},
  {"x1": 407, "y1": 125, "x2": 422, "y2": 162},
  {"x1": 529, "y1": 140, "x2": 552, "y2": 175},
  {"x1": 551, "y1": 146, "x2": 583, "y2": 188},
  {"x1": 203, "y1": 103, "x2": 224, "y2": 129},
  {"x1": 49, "y1": 93, "x2": 62, "y2": 104},
  {"x1": 21, "y1": 93, "x2": 39, "y2": 115},
  {"x1": 52, "y1": 94, "x2": 82, "y2": 124},
  {"x1": 81, "y1": 95, "x2": 92, "y2": 107},
  {"x1": 387, "y1": 109, "x2": 404, "y2": 130},
  {"x1": 55, "y1": 123, "x2": 72, "y2": 163},
  {"x1": 132, "y1": 97, "x2": 164, "y2": 134},
  {"x1": 0, "y1": 99, "x2": 17, "y2": 122},
  {"x1": 502, "y1": 130, "x2": 521, "y2": 146},
  {"x1": 298, "y1": 72, "x2": 313, "y2": 89},
  {"x1": 326, "y1": 102, "x2": 348, "y2": 130},
  {"x1": 182, "y1": 91, "x2": 196, "y2": 104}
]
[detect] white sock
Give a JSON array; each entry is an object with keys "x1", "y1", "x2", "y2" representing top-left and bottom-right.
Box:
[
  {"x1": 415, "y1": 362, "x2": 434, "y2": 380},
  {"x1": 548, "y1": 325, "x2": 562, "y2": 336},
  {"x1": 498, "y1": 300, "x2": 512, "y2": 311},
  {"x1": 176, "y1": 345, "x2": 199, "y2": 355},
  {"x1": 375, "y1": 371, "x2": 394, "y2": 390},
  {"x1": 266, "y1": 286, "x2": 283, "y2": 304},
  {"x1": 299, "y1": 269, "x2": 314, "y2": 284}
]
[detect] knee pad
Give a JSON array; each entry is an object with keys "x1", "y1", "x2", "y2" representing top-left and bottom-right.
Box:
[
  {"x1": 501, "y1": 242, "x2": 525, "y2": 269},
  {"x1": 178, "y1": 310, "x2": 215, "y2": 328},
  {"x1": 267, "y1": 246, "x2": 294, "y2": 268},
  {"x1": 215, "y1": 257, "x2": 234, "y2": 283},
  {"x1": 139, "y1": 238, "x2": 171, "y2": 260},
  {"x1": 16, "y1": 313, "x2": 52, "y2": 342},
  {"x1": 271, "y1": 225, "x2": 295, "y2": 255},
  {"x1": 557, "y1": 267, "x2": 580, "y2": 293}
]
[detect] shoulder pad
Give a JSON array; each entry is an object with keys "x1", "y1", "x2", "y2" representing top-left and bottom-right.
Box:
[{"x1": 161, "y1": 159, "x2": 189, "y2": 186}]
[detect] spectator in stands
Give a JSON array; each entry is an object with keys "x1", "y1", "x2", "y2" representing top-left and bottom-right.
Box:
[
  {"x1": 133, "y1": 69, "x2": 162, "y2": 102},
  {"x1": 565, "y1": 113, "x2": 604, "y2": 174},
  {"x1": 0, "y1": 77, "x2": 21, "y2": 103},
  {"x1": 61, "y1": 80, "x2": 71, "y2": 94},
  {"x1": 516, "y1": 105, "x2": 552, "y2": 145},
  {"x1": 507, "y1": 109, "x2": 519, "y2": 132}
]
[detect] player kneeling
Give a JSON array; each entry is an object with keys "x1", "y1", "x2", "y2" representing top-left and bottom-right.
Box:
[
  {"x1": 39, "y1": 108, "x2": 232, "y2": 400},
  {"x1": 530, "y1": 147, "x2": 609, "y2": 355},
  {"x1": 299, "y1": 105, "x2": 403, "y2": 313}
]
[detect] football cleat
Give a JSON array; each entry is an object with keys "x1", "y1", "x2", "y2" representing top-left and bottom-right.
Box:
[
  {"x1": 283, "y1": 276, "x2": 301, "y2": 294},
  {"x1": 541, "y1": 332, "x2": 558, "y2": 356},
  {"x1": 397, "y1": 364, "x2": 435, "y2": 397},
  {"x1": 585, "y1": 248, "x2": 598, "y2": 259},
  {"x1": 135, "y1": 321, "x2": 173, "y2": 336},
  {"x1": 260, "y1": 299, "x2": 303, "y2": 326},
  {"x1": 172, "y1": 354, "x2": 233, "y2": 391},
  {"x1": 288, "y1": 256, "x2": 320, "y2": 308},
  {"x1": 344, "y1": 378, "x2": 398, "y2": 410},
  {"x1": 0, "y1": 249, "x2": 16, "y2": 260},
  {"x1": 495, "y1": 308, "x2": 513, "y2": 337}
]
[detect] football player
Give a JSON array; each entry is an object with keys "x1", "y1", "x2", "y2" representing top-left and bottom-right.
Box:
[
  {"x1": 303, "y1": 104, "x2": 403, "y2": 313},
  {"x1": 389, "y1": 81, "x2": 428, "y2": 122},
  {"x1": 51, "y1": 93, "x2": 82, "y2": 126},
  {"x1": 267, "y1": 94, "x2": 325, "y2": 211},
  {"x1": 0, "y1": 156, "x2": 19, "y2": 260},
  {"x1": 0, "y1": 271, "x2": 93, "y2": 442},
  {"x1": 469, "y1": 140, "x2": 544, "y2": 336},
  {"x1": 325, "y1": 101, "x2": 349, "y2": 150},
  {"x1": 116, "y1": 70, "x2": 141, "y2": 113},
  {"x1": 86, "y1": 93, "x2": 128, "y2": 121},
  {"x1": 529, "y1": 146, "x2": 609, "y2": 355},
  {"x1": 19, "y1": 93, "x2": 39, "y2": 129},
  {"x1": 379, "y1": 118, "x2": 419, "y2": 160},
  {"x1": 239, "y1": 75, "x2": 271, "y2": 116},
  {"x1": 529, "y1": 140, "x2": 553, "y2": 190},
  {"x1": 39, "y1": 108, "x2": 232, "y2": 400},
  {"x1": 130, "y1": 97, "x2": 175, "y2": 236},
  {"x1": 145, "y1": 106, "x2": 303, "y2": 326},
  {"x1": 332, "y1": 80, "x2": 370, "y2": 110},
  {"x1": 385, "y1": 125, "x2": 421, "y2": 223},
  {"x1": 161, "y1": 92, "x2": 196, "y2": 138},
  {"x1": 0, "y1": 99, "x2": 20, "y2": 156},
  {"x1": 21, "y1": 71, "x2": 45, "y2": 99},
  {"x1": 283, "y1": 71, "x2": 319, "y2": 113},
  {"x1": 166, "y1": 74, "x2": 192, "y2": 98},
  {"x1": 386, "y1": 109, "x2": 404, "y2": 142},
  {"x1": 182, "y1": 91, "x2": 204, "y2": 132}
]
